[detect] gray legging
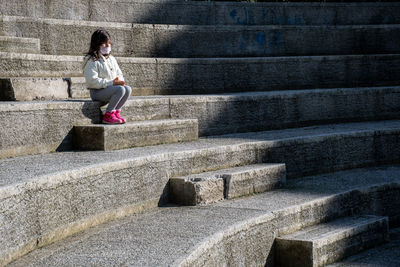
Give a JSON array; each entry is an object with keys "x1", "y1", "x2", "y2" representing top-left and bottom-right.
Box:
[{"x1": 90, "y1": 85, "x2": 132, "y2": 112}]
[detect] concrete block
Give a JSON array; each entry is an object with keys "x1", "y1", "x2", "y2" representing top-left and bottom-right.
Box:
[
  {"x1": 224, "y1": 163, "x2": 286, "y2": 199},
  {"x1": 276, "y1": 215, "x2": 389, "y2": 267},
  {"x1": 0, "y1": 36, "x2": 39, "y2": 54},
  {"x1": 170, "y1": 163, "x2": 286, "y2": 205},
  {"x1": 0, "y1": 77, "x2": 68, "y2": 101},
  {"x1": 67, "y1": 77, "x2": 89, "y2": 99},
  {"x1": 73, "y1": 119, "x2": 199, "y2": 151}
]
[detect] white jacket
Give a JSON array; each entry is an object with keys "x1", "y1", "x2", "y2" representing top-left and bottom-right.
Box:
[{"x1": 82, "y1": 54, "x2": 125, "y2": 89}]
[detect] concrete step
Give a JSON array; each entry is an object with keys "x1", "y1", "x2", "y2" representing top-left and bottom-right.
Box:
[
  {"x1": 66, "y1": 77, "x2": 88, "y2": 99},
  {"x1": 1, "y1": 52, "x2": 400, "y2": 95},
  {"x1": 170, "y1": 163, "x2": 286, "y2": 205},
  {"x1": 0, "y1": 77, "x2": 68, "y2": 101},
  {"x1": 275, "y1": 215, "x2": 390, "y2": 267},
  {"x1": 2, "y1": 16, "x2": 400, "y2": 57},
  {"x1": 73, "y1": 119, "x2": 199, "y2": 151},
  {"x1": 1, "y1": 86, "x2": 400, "y2": 159},
  {"x1": 4, "y1": 166, "x2": 400, "y2": 267},
  {"x1": 1, "y1": 1, "x2": 400, "y2": 25},
  {"x1": 0, "y1": 36, "x2": 39, "y2": 54},
  {"x1": 1, "y1": 121, "x2": 400, "y2": 265}
]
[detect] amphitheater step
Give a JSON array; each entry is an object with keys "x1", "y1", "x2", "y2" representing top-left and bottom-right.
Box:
[
  {"x1": 275, "y1": 215, "x2": 389, "y2": 267},
  {"x1": 0, "y1": 36, "x2": 39, "y2": 54},
  {"x1": 67, "y1": 77, "x2": 89, "y2": 99},
  {"x1": 4, "y1": 166, "x2": 400, "y2": 267},
  {"x1": 2, "y1": 52, "x2": 400, "y2": 95},
  {"x1": 1, "y1": 86, "x2": 400, "y2": 159},
  {"x1": 169, "y1": 163, "x2": 286, "y2": 205},
  {"x1": 73, "y1": 119, "x2": 199, "y2": 151},
  {"x1": 2, "y1": 1, "x2": 400, "y2": 25},
  {"x1": 0, "y1": 77, "x2": 68, "y2": 101},
  {"x1": 2, "y1": 16, "x2": 400, "y2": 57}
]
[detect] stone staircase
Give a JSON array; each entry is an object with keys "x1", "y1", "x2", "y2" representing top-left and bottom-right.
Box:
[{"x1": 1, "y1": 0, "x2": 400, "y2": 266}]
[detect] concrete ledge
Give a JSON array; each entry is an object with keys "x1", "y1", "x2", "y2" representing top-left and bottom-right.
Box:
[
  {"x1": 73, "y1": 119, "x2": 199, "y2": 151},
  {"x1": 1, "y1": 1, "x2": 400, "y2": 25},
  {"x1": 0, "y1": 77, "x2": 68, "y2": 101},
  {"x1": 170, "y1": 163, "x2": 286, "y2": 205},
  {"x1": 1, "y1": 122, "x2": 400, "y2": 265},
  {"x1": 1, "y1": 86, "x2": 400, "y2": 159},
  {"x1": 2, "y1": 16, "x2": 400, "y2": 57},
  {"x1": 5, "y1": 168, "x2": 400, "y2": 267},
  {"x1": 0, "y1": 36, "x2": 39, "y2": 54},
  {"x1": 1, "y1": 52, "x2": 400, "y2": 95},
  {"x1": 276, "y1": 215, "x2": 389, "y2": 267}
]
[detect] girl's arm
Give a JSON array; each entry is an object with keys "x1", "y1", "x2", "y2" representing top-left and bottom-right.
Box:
[{"x1": 83, "y1": 59, "x2": 114, "y2": 89}]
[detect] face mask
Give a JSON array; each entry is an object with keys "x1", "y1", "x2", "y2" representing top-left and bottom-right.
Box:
[{"x1": 100, "y1": 45, "x2": 111, "y2": 55}]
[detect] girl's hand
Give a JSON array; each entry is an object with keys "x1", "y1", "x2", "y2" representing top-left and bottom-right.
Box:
[{"x1": 113, "y1": 77, "x2": 126, "y2": 86}]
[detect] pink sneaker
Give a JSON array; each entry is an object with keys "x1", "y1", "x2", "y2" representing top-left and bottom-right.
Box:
[
  {"x1": 102, "y1": 111, "x2": 122, "y2": 124},
  {"x1": 114, "y1": 110, "x2": 126, "y2": 123}
]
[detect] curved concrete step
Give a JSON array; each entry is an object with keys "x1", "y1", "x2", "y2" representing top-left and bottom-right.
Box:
[
  {"x1": 1, "y1": 1, "x2": 400, "y2": 25},
  {"x1": 276, "y1": 215, "x2": 389, "y2": 267},
  {"x1": 73, "y1": 119, "x2": 199, "y2": 151},
  {"x1": 0, "y1": 36, "x2": 39, "y2": 54},
  {"x1": 2, "y1": 16, "x2": 400, "y2": 57},
  {"x1": 1, "y1": 121, "x2": 400, "y2": 265},
  {"x1": 4, "y1": 166, "x2": 400, "y2": 267},
  {"x1": 170, "y1": 163, "x2": 286, "y2": 205},
  {"x1": 1, "y1": 86, "x2": 400, "y2": 159},
  {"x1": 1, "y1": 52, "x2": 400, "y2": 95},
  {"x1": 327, "y1": 228, "x2": 400, "y2": 267}
]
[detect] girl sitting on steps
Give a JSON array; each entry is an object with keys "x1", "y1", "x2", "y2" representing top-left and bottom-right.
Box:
[{"x1": 82, "y1": 29, "x2": 132, "y2": 124}]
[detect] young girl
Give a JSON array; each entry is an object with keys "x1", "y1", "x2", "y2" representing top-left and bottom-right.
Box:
[{"x1": 82, "y1": 29, "x2": 132, "y2": 124}]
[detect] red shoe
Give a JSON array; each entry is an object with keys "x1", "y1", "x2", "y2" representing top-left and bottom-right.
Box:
[
  {"x1": 114, "y1": 110, "x2": 126, "y2": 123},
  {"x1": 102, "y1": 111, "x2": 122, "y2": 124}
]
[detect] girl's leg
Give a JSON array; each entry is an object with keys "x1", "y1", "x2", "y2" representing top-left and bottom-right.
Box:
[
  {"x1": 90, "y1": 85, "x2": 126, "y2": 112},
  {"x1": 115, "y1": 85, "x2": 132, "y2": 110}
]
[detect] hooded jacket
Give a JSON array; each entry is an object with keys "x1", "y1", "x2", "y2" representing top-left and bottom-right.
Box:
[{"x1": 82, "y1": 54, "x2": 125, "y2": 89}]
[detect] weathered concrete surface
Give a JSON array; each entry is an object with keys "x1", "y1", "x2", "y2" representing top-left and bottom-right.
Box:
[
  {"x1": 0, "y1": 98, "x2": 170, "y2": 159},
  {"x1": 2, "y1": 16, "x2": 400, "y2": 57},
  {"x1": 5, "y1": 166, "x2": 400, "y2": 267},
  {"x1": 0, "y1": 78, "x2": 68, "y2": 101},
  {"x1": 1, "y1": 122, "x2": 400, "y2": 265},
  {"x1": 276, "y1": 215, "x2": 389, "y2": 267},
  {"x1": 327, "y1": 228, "x2": 400, "y2": 267},
  {"x1": 73, "y1": 119, "x2": 199, "y2": 151},
  {"x1": 1, "y1": 1, "x2": 400, "y2": 25},
  {"x1": 1, "y1": 86, "x2": 400, "y2": 159},
  {"x1": 66, "y1": 77, "x2": 88, "y2": 99},
  {"x1": 2, "y1": 52, "x2": 400, "y2": 95},
  {"x1": 170, "y1": 163, "x2": 286, "y2": 205},
  {"x1": 0, "y1": 36, "x2": 39, "y2": 54}
]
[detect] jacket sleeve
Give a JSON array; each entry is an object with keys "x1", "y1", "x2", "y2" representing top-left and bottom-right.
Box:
[
  {"x1": 113, "y1": 57, "x2": 125, "y2": 82},
  {"x1": 83, "y1": 59, "x2": 114, "y2": 89}
]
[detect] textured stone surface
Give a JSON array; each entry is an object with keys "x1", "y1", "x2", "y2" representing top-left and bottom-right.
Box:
[
  {"x1": 1, "y1": 1, "x2": 400, "y2": 25},
  {"x1": 5, "y1": 166, "x2": 400, "y2": 267},
  {"x1": 0, "y1": 36, "x2": 39, "y2": 54},
  {"x1": 276, "y1": 215, "x2": 389, "y2": 267},
  {"x1": 1, "y1": 87, "x2": 399, "y2": 158},
  {"x1": 0, "y1": 77, "x2": 68, "y2": 101},
  {"x1": 327, "y1": 228, "x2": 400, "y2": 267},
  {"x1": 73, "y1": 119, "x2": 199, "y2": 151},
  {"x1": 1, "y1": 122, "x2": 400, "y2": 265},
  {"x1": 2, "y1": 52, "x2": 400, "y2": 95},
  {"x1": 170, "y1": 163, "x2": 286, "y2": 205},
  {"x1": 67, "y1": 77, "x2": 88, "y2": 99},
  {"x1": 2, "y1": 15, "x2": 400, "y2": 57}
]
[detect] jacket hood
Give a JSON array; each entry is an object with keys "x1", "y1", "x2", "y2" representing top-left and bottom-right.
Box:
[{"x1": 82, "y1": 54, "x2": 109, "y2": 71}]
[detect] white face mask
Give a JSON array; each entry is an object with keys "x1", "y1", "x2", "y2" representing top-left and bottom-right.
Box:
[{"x1": 100, "y1": 45, "x2": 111, "y2": 55}]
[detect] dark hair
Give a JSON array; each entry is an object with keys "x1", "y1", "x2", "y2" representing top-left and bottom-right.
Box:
[{"x1": 86, "y1": 29, "x2": 111, "y2": 61}]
